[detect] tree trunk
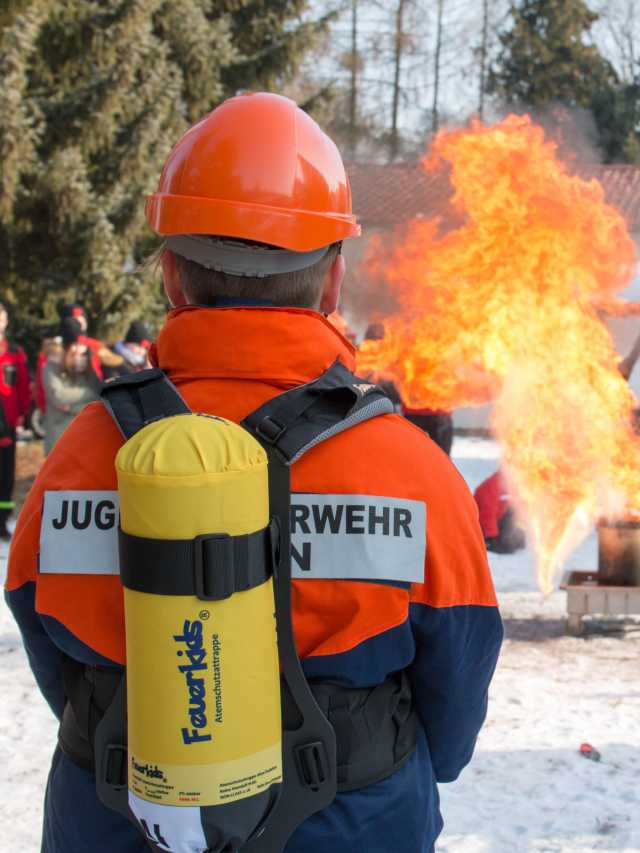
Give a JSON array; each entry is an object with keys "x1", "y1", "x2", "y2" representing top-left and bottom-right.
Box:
[
  {"x1": 432, "y1": 0, "x2": 444, "y2": 133},
  {"x1": 479, "y1": 0, "x2": 489, "y2": 119},
  {"x1": 349, "y1": 0, "x2": 358, "y2": 157},
  {"x1": 390, "y1": 0, "x2": 407, "y2": 161}
]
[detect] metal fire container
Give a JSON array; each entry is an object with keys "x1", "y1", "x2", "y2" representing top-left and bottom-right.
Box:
[
  {"x1": 561, "y1": 520, "x2": 640, "y2": 635},
  {"x1": 597, "y1": 520, "x2": 640, "y2": 586}
]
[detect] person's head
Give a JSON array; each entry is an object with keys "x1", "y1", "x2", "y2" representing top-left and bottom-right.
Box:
[
  {"x1": 59, "y1": 317, "x2": 89, "y2": 372},
  {"x1": 161, "y1": 239, "x2": 345, "y2": 314},
  {"x1": 0, "y1": 302, "x2": 8, "y2": 337},
  {"x1": 60, "y1": 317, "x2": 81, "y2": 349},
  {"x1": 123, "y1": 320, "x2": 151, "y2": 365},
  {"x1": 59, "y1": 304, "x2": 88, "y2": 334},
  {"x1": 147, "y1": 93, "x2": 359, "y2": 314}
]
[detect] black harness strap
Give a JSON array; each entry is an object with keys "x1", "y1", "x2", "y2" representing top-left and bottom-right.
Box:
[
  {"x1": 119, "y1": 524, "x2": 275, "y2": 600},
  {"x1": 100, "y1": 368, "x2": 190, "y2": 439},
  {"x1": 243, "y1": 360, "x2": 394, "y2": 464},
  {"x1": 240, "y1": 366, "x2": 398, "y2": 853},
  {"x1": 241, "y1": 449, "x2": 337, "y2": 853}
]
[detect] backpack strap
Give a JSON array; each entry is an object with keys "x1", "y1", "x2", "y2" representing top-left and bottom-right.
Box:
[
  {"x1": 241, "y1": 362, "x2": 394, "y2": 853},
  {"x1": 100, "y1": 367, "x2": 190, "y2": 439},
  {"x1": 242, "y1": 359, "x2": 394, "y2": 465}
]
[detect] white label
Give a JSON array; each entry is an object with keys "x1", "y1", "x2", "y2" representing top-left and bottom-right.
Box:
[
  {"x1": 290, "y1": 494, "x2": 426, "y2": 583},
  {"x1": 128, "y1": 792, "x2": 208, "y2": 853},
  {"x1": 38, "y1": 490, "x2": 427, "y2": 584},
  {"x1": 39, "y1": 491, "x2": 120, "y2": 575}
]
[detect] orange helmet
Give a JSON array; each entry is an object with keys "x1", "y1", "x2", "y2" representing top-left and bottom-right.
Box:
[{"x1": 146, "y1": 92, "x2": 360, "y2": 253}]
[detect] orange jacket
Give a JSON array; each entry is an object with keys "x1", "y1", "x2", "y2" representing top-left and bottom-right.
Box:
[
  {"x1": 6, "y1": 307, "x2": 501, "y2": 851},
  {"x1": 8, "y1": 307, "x2": 496, "y2": 662}
]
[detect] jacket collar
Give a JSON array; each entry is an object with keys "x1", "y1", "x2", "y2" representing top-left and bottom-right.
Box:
[{"x1": 152, "y1": 306, "x2": 356, "y2": 387}]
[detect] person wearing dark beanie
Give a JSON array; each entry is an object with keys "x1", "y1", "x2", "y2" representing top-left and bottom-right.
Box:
[
  {"x1": 103, "y1": 320, "x2": 152, "y2": 379},
  {"x1": 124, "y1": 320, "x2": 151, "y2": 347},
  {"x1": 41, "y1": 318, "x2": 101, "y2": 454},
  {"x1": 59, "y1": 317, "x2": 82, "y2": 347}
]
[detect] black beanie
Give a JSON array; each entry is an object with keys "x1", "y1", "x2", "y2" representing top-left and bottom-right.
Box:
[
  {"x1": 125, "y1": 320, "x2": 151, "y2": 346},
  {"x1": 58, "y1": 303, "x2": 85, "y2": 320},
  {"x1": 60, "y1": 317, "x2": 82, "y2": 346}
]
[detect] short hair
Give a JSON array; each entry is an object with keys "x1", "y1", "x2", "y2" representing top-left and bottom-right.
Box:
[{"x1": 170, "y1": 241, "x2": 340, "y2": 308}]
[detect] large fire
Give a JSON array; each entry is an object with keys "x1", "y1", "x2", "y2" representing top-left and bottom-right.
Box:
[{"x1": 358, "y1": 115, "x2": 640, "y2": 592}]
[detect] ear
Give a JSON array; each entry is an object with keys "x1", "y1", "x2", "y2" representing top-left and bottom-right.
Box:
[
  {"x1": 319, "y1": 252, "x2": 346, "y2": 315},
  {"x1": 162, "y1": 250, "x2": 188, "y2": 307}
]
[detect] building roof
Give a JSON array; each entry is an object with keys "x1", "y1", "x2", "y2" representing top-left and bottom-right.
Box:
[{"x1": 347, "y1": 161, "x2": 640, "y2": 232}]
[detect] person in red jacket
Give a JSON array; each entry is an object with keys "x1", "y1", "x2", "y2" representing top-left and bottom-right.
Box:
[
  {"x1": 0, "y1": 303, "x2": 31, "y2": 539},
  {"x1": 474, "y1": 469, "x2": 526, "y2": 554}
]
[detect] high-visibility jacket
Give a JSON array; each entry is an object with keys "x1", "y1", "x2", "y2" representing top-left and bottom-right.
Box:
[{"x1": 5, "y1": 307, "x2": 503, "y2": 853}]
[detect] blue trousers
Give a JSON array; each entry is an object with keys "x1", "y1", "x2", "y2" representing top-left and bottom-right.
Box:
[{"x1": 42, "y1": 735, "x2": 439, "y2": 853}]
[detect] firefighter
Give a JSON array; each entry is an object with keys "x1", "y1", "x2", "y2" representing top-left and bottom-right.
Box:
[
  {"x1": 0, "y1": 303, "x2": 31, "y2": 540},
  {"x1": 5, "y1": 93, "x2": 502, "y2": 853}
]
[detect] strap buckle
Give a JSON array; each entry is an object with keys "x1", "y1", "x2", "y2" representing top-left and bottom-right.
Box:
[
  {"x1": 255, "y1": 415, "x2": 286, "y2": 444},
  {"x1": 194, "y1": 533, "x2": 234, "y2": 601},
  {"x1": 294, "y1": 741, "x2": 330, "y2": 792},
  {"x1": 103, "y1": 744, "x2": 128, "y2": 789}
]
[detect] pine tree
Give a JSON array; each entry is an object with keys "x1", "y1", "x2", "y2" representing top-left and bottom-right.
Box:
[
  {"x1": 217, "y1": 1, "x2": 334, "y2": 103},
  {"x1": 489, "y1": 0, "x2": 617, "y2": 108},
  {"x1": 591, "y1": 81, "x2": 640, "y2": 164},
  {"x1": 0, "y1": 0, "x2": 330, "y2": 352}
]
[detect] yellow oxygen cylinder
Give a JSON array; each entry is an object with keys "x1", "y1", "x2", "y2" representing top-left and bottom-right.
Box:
[{"x1": 115, "y1": 413, "x2": 282, "y2": 846}]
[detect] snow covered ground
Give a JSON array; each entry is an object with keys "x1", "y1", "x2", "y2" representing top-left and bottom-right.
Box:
[{"x1": 1, "y1": 437, "x2": 638, "y2": 852}]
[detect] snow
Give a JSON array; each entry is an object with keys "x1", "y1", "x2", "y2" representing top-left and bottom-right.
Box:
[{"x1": 1, "y1": 439, "x2": 639, "y2": 852}]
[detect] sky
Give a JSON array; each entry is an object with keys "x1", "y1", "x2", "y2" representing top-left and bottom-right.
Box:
[{"x1": 308, "y1": 0, "x2": 640, "y2": 155}]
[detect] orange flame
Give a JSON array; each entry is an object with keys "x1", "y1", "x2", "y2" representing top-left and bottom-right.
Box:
[{"x1": 358, "y1": 115, "x2": 640, "y2": 592}]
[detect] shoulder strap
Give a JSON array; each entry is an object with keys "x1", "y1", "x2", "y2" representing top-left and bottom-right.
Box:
[
  {"x1": 242, "y1": 359, "x2": 394, "y2": 465},
  {"x1": 240, "y1": 364, "x2": 393, "y2": 853},
  {"x1": 100, "y1": 367, "x2": 190, "y2": 439}
]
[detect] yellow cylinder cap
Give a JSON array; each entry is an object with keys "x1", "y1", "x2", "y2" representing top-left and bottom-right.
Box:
[{"x1": 116, "y1": 414, "x2": 267, "y2": 479}]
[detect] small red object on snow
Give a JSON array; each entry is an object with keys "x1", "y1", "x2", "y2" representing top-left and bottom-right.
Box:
[{"x1": 580, "y1": 743, "x2": 601, "y2": 762}]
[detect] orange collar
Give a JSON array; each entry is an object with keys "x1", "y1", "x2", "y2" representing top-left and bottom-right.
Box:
[{"x1": 152, "y1": 306, "x2": 356, "y2": 386}]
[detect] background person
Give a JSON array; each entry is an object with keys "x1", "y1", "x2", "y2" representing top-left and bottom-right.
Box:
[
  {"x1": 102, "y1": 320, "x2": 151, "y2": 380},
  {"x1": 41, "y1": 317, "x2": 101, "y2": 455},
  {"x1": 362, "y1": 323, "x2": 454, "y2": 452},
  {"x1": 57, "y1": 303, "x2": 124, "y2": 377},
  {"x1": 34, "y1": 303, "x2": 123, "y2": 417},
  {"x1": 474, "y1": 469, "x2": 526, "y2": 554},
  {"x1": 0, "y1": 302, "x2": 30, "y2": 539}
]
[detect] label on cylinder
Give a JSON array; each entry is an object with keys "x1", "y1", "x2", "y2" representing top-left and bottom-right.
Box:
[{"x1": 125, "y1": 580, "x2": 282, "y2": 807}]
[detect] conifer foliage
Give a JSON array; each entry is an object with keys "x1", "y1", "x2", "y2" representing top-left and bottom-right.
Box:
[
  {"x1": 489, "y1": 0, "x2": 616, "y2": 108},
  {"x1": 0, "y1": 0, "x2": 325, "y2": 347}
]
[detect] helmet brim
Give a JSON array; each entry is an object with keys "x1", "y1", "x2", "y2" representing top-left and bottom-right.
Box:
[{"x1": 146, "y1": 193, "x2": 361, "y2": 252}]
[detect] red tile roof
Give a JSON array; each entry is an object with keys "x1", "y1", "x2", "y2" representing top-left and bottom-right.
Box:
[{"x1": 347, "y1": 161, "x2": 640, "y2": 232}]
